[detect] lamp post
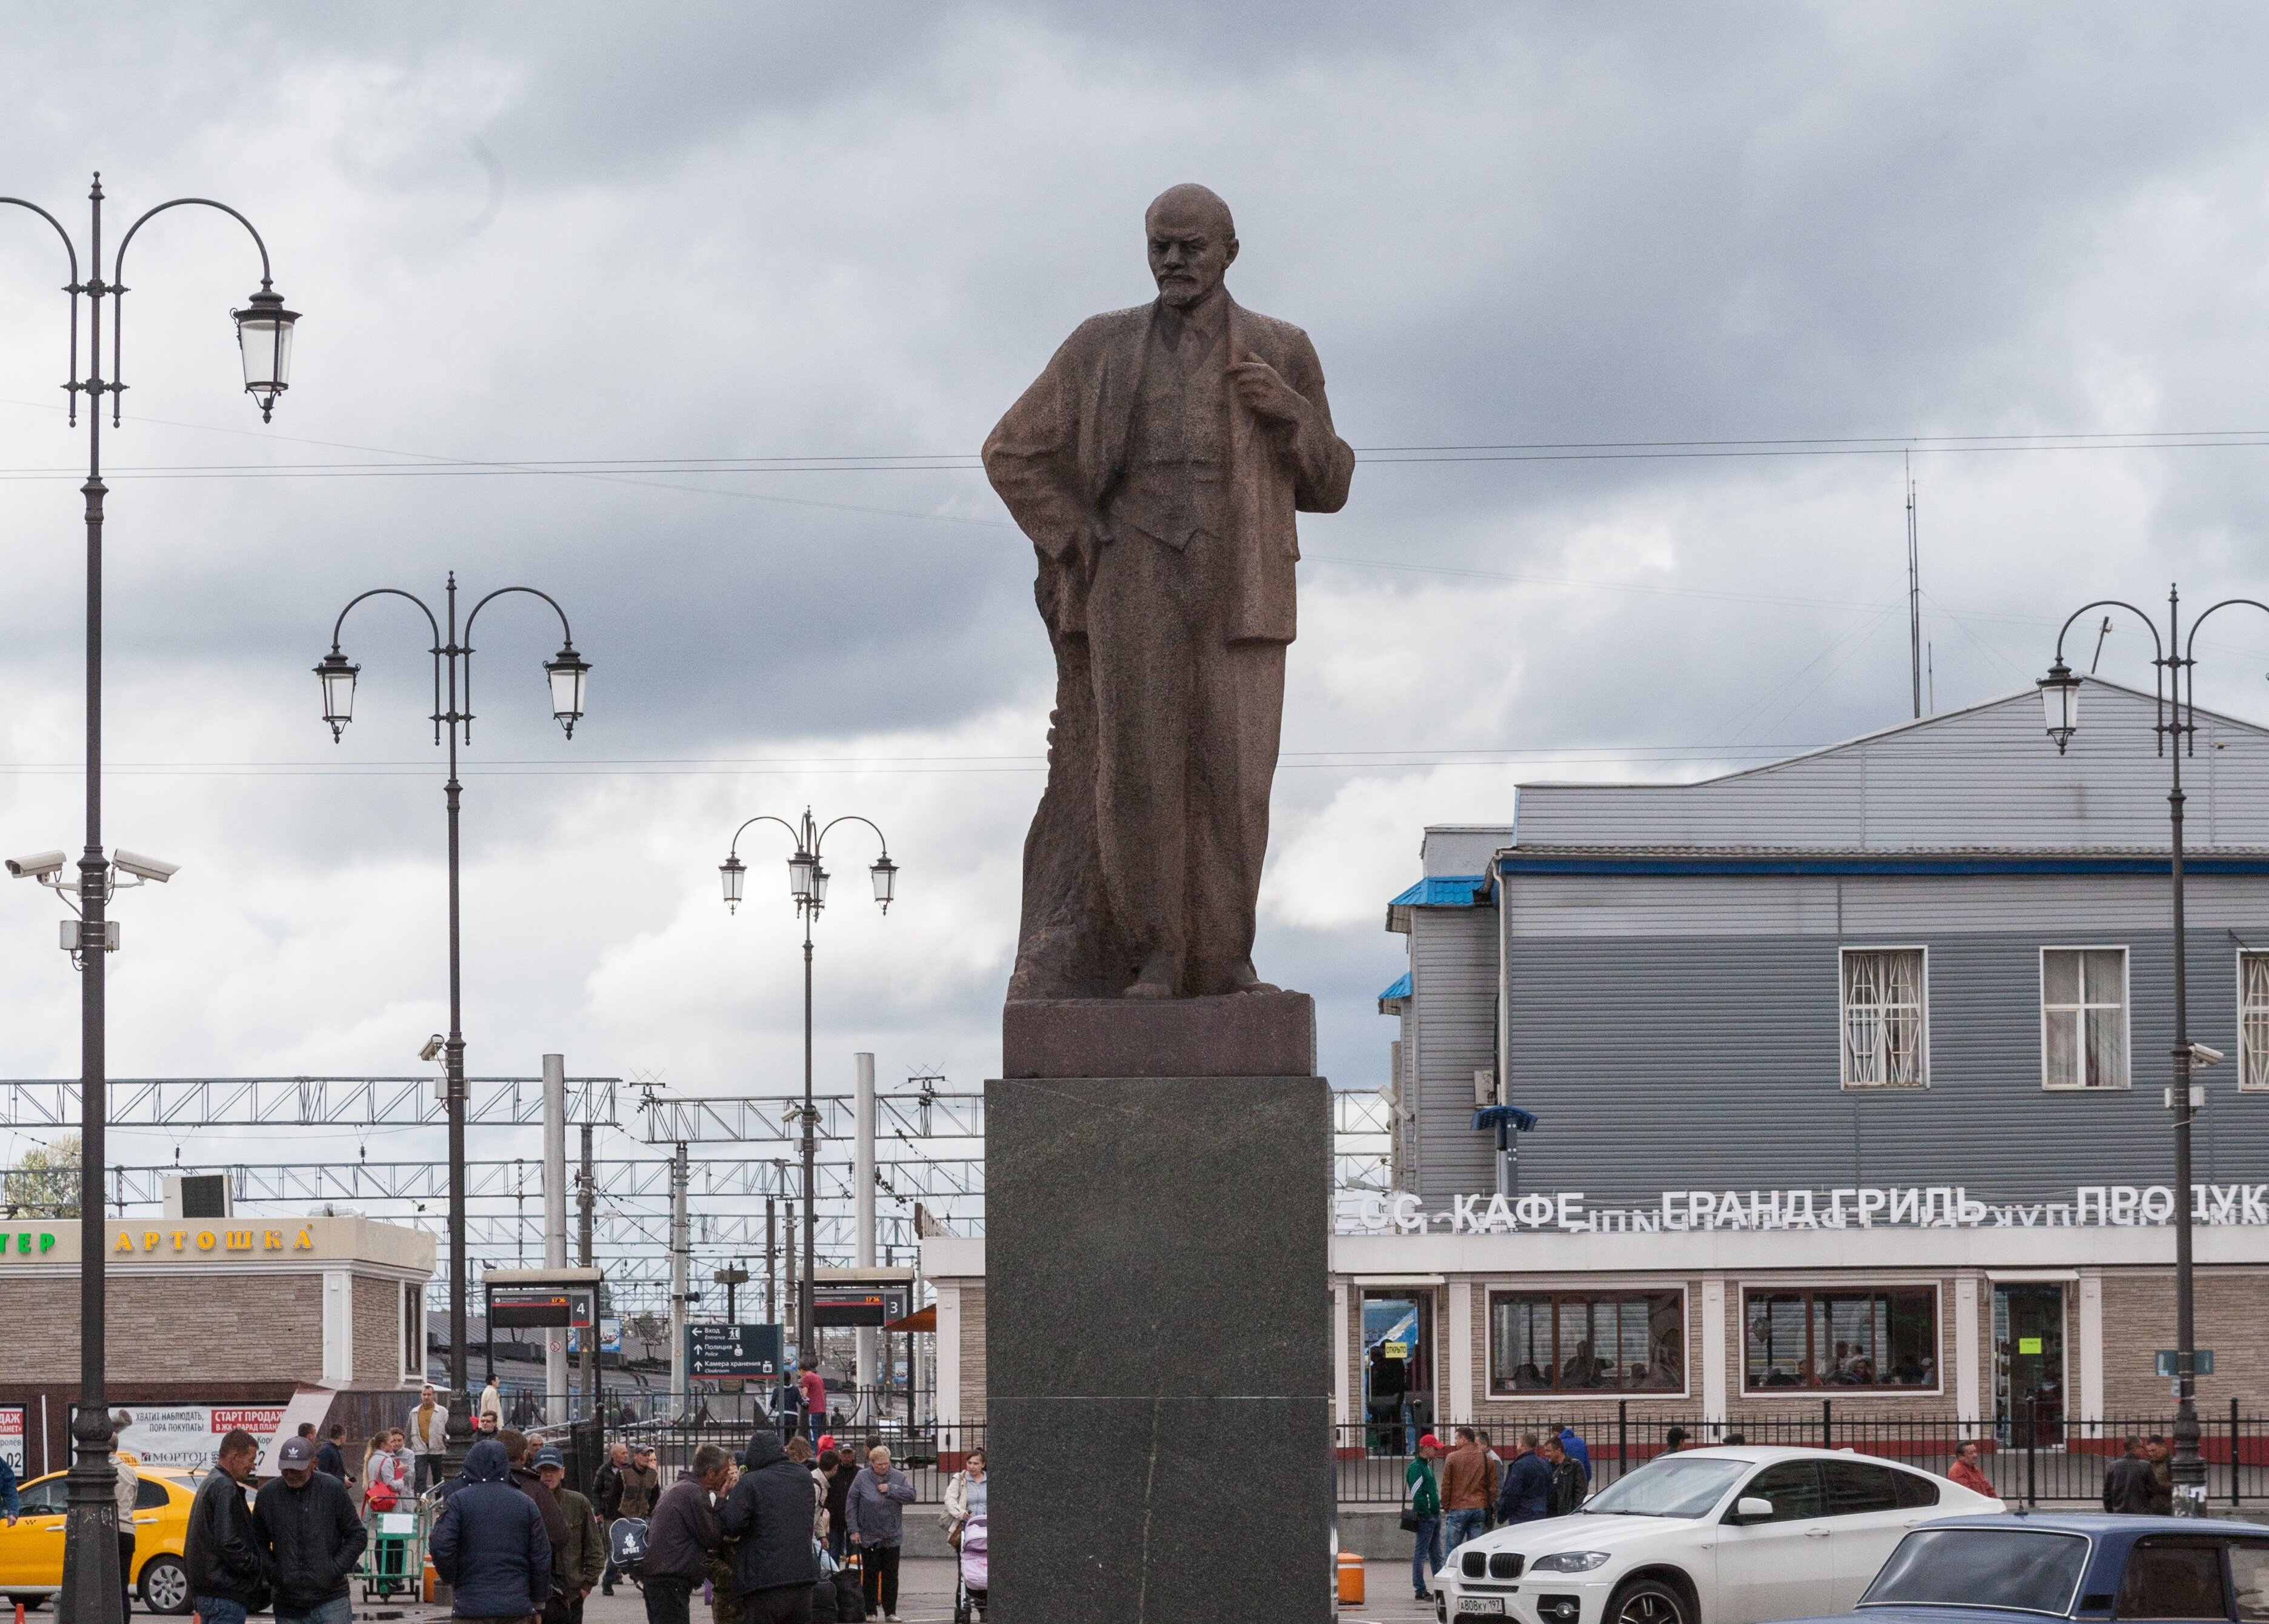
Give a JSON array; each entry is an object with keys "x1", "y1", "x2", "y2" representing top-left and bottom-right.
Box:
[
  {"x1": 318, "y1": 573, "x2": 588, "y2": 1468},
  {"x1": 0, "y1": 173, "x2": 295, "y2": 1624},
  {"x1": 721, "y1": 810, "x2": 897, "y2": 1361},
  {"x1": 2037, "y1": 582, "x2": 2262, "y2": 1517}
]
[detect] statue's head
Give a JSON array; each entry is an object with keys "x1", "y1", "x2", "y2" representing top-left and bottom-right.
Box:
[{"x1": 1146, "y1": 184, "x2": 1237, "y2": 310}]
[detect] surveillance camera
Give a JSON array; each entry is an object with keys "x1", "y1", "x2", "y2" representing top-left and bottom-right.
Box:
[
  {"x1": 112, "y1": 850, "x2": 180, "y2": 884},
  {"x1": 5, "y1": 851, "x2": 67, "y2": 880},
  {"x1": 420, "y1": 1035, "x2": 446, "y2": 1063},
  {"x1": 2190, "y1": 1042, "x2": 2227, "y2": 1069}
]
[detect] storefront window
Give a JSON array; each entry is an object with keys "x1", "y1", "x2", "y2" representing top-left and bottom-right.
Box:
[
  {"x1": 1488, "y1": 1290, "x2": 1684, "y2": 1395},
  {"x1": 1744, "y1": 1287, "x2": 1937, "y2": 1391}
]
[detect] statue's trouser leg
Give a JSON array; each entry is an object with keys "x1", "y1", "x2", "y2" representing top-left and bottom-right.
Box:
[
  {"x1": 1187, "y1": 636, "x2": 1285, "y2": 991},
  {"x1": 1090, "y1": 533, "x2": 1194, "y2": 987}
]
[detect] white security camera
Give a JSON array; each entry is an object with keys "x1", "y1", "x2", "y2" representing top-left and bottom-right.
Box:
[
  {"x1": 419, "y1": 1035, "x2": 446, "y2": 1063},
  {"x1": 112, "y1": 850, "x2": 181, "y2": 884},
  {"x1": 2189, "y1": 1042, "x2": 2227, "y2": 1069},
  {"x1": 5, "y1": 851, "x2": 67, "y2": 880}
]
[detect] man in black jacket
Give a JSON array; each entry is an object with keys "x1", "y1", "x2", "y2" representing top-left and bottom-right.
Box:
[
  {"x1": 185, "y1": 1430, "x2": 265, "y2": 1624},
  {"x1": 2104, "y1": 1437, "x2": 2155, "y2": 1514},
  {"x1": 1540, "y1": 1436, "x2": 1587, "y2": 1518},
  {"x1": 593, "y1": 1443, "x2": 629, "y2": 1597},
  {"x1": 718, "y1": 1431, "x2": 821, "y2": 1624},
  {"x1": 644, "y1": 1445, "x2": 729, "y2": 1624},
  {"x1": 253, "y1": 1435, "x2": 367, "y2": 1624}
]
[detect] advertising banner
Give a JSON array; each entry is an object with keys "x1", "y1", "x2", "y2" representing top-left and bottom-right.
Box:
[
  {"x1": 0, "y1": 1407, "x2": 24, "y2": 1477},
  {"x1": 115, "y1": 1405, "x2": 287, "y2": 1471}
]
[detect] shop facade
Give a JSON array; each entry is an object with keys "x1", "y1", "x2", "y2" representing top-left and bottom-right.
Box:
[
  {"x1": 0, "y1": 1214, "x2": 435, "y2": 1475},
  {"x1": 936, "y1": 682, "x2": 2269, "y2": 1459}
]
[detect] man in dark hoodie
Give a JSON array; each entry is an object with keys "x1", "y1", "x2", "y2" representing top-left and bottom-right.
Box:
[
  {"x1": 718, "y1": 1431, "x2": 821, "y2": 1624},
  {"x1": 432, "y1": 1437, "x2": 552, "y2": 1624},
  {"x1": 501, "y1": 1429, "x2": 574, "y2": 1598}
]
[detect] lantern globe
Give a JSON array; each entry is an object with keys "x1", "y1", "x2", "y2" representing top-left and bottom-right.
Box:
[
  {"x1": 315, "y1": 651, "x2": 359, "y2": 742},
  {"x1": 544, "y1": 645, "x2": 589, "y2": 737},
  {"x1": 2039, "y1": 660, "x2": 2081, "y2": 754},
  {"x1": 720, "y1": 854, "x2": 747, "y2": 911},
  {"x1": 870, "y1": 855, "x2": 898, "y2": 912},
  {"x1": 788, "y1": 851, "x2": 818, "y2": 900},
  {"x1": 232, "y1": 288, "x2": 299, "y2": 421}
]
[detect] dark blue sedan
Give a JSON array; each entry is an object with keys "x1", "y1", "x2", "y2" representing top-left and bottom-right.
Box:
[{"x1": 1778, "y1": 1511, "x2": 2269, "y2": 1623}]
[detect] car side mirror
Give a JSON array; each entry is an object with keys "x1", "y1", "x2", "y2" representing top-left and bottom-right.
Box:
[{"x1": 1729, "y1": 1497, "x2": 1774, "y2": 1525}]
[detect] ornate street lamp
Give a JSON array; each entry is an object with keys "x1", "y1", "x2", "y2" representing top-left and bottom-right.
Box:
[
  {"x1": 718, "y1": 810, "x2": 898, "y2": 1374},
  {"x1": 318, "y1": 573, "x2": 588, "y2": 1466},
  {"x1": 2039, "y1": 584, "x2": 2269, "y2": 1515},
  {"x1": 0, "y1": 171, "x2": 295, "y2": 1624}
]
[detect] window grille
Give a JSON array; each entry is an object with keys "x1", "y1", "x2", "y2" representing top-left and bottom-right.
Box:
[
  {"x1": 1841, "y1": 948, "x2": 1927, "y2": 1088},
  {"x1": 2042, "y1": 948, "x2": 2128, "y2": 1089},
  {"x1": 2242, "y1": 953, "x2": 2269, "y2": 1092}
]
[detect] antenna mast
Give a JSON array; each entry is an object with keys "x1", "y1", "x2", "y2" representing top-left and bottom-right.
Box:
[{"x1": 1906, "y1": 452, "x2": 1922, "y2": 719}]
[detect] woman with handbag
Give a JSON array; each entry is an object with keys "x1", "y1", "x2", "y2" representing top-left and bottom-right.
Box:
[
  {"x1": 1405, "y1": 1434, "x2": 1445, "y2": 1602},
  {"x1": 941, "y1": 1449, "x2": 986, "y2": 1549}
]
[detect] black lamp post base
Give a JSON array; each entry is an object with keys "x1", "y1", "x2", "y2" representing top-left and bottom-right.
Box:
[
  {"x1": 59, "y1": 1445, "x2": 122, "y2": 1624},
  {"x1": 441, "y1": 1389, "x2": 476, "y2": 1479}
]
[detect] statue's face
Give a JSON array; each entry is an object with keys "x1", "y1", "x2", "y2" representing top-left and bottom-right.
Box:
[{"x1": 1147, "y1": 201, "x2": 1236, "y2": 309}]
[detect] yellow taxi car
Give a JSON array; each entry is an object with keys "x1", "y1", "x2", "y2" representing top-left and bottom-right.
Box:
[{"x1": 0, "y1": 1465, "x2": 202, "y2": 1614}]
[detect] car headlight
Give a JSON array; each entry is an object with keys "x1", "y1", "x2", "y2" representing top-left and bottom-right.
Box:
[{"x1": 1529, "y1": 1552, "x2": 1612, "y2": 1574}]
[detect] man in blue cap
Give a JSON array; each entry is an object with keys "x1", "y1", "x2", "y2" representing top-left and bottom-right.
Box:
[{"x1": 536, "y1": 1446, "x2": 605, "y2": 1624}]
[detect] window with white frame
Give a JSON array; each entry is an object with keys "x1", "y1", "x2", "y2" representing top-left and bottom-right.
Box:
[
  {"x1": 2042, "y1": 947, "x2": 2128, "y2": 1089},
  {"x1": 1841, "y1": 948, "x2": 1928, "y2": 1088},
  {"x1": 402, "y1": 1282, "x2": 425, "y2": 1381},
  {"x1": 2242, "y1": 953, "x2": 2269, "y2": 1092}
]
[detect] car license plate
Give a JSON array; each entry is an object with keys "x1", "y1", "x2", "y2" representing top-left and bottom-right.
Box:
[{"x1": 1456, "y1": 1599, "x2": 1507, "y2": 1616}]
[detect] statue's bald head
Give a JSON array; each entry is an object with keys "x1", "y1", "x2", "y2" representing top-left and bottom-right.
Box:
[
  {"x1": 1145, "y1": 184, "x2": 1238, "y2": 310},
  {"x1": 1147, "y1": 184, "x2": 1235, "y2": 241}
]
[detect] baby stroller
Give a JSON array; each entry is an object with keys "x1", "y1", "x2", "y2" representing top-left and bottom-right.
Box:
[{"x1": 954, "y1": 1516, "x2": 988, "y2": 1623}]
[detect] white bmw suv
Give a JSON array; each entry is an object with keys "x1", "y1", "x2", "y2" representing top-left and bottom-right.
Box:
[{"x1": 1433, "y1": 1446, "x2": 2003, "y2": 1624}]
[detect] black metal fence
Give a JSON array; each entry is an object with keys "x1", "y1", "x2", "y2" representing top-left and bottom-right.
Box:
[
  {"x1": 1335, "y1": 1398, "x2": 2269, "y2": 1509},
  {"x1": 624, "y1": 1414, "x2": 988, "y2": 1504}
]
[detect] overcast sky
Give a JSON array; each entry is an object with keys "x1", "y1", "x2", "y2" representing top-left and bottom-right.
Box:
[{"x1": 7, "y1": 4, "x2": 2269, "y2": 1203}]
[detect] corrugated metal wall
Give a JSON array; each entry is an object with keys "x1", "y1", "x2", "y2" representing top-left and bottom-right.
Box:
[
  {"x1": 1410, "y1": 907, "x2": 1499, "y2": 1205},
  {"x1": 1504, "y1": 915, "x2": 2269, "y2": 1205},
  {"x1": 1516, "y1": 684, "x2": 2269, "y2": 852}
]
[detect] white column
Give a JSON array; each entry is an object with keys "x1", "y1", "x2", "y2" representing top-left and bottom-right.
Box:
[
  {"x1": 1701, "y1": 1276, "x2": 1727, "y2": 1427},
  {"x1": 1332, "y1": 1281, "x2": 1351, "y2": 1428},
  {"x1": 854, "y1": 1053, "x2": 878, "y2": 1403},
  {"x1": 2077, "y1": 1271, "x2": 2104, "y2": 1434},
  {"x1": 1447, "y1": 1280, "x2": 1474, "y2": 1422},
  {"x1": 933, "y1": 1281, "x2": 962, "y2": 1428},
  {"x1": 322, "y1": 1271, "x2": 354, "y2": 1386},
  {"x1": 542, "y1": 1053, "x2": 569, "y2": 1424},
  {"x1": 1955, "y1": 1276, "x2": 1982, "y2": 1425}
]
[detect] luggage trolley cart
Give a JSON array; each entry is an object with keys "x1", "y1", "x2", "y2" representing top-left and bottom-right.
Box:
[{"x1": 362, "y1": 1500, "x2": 427, "y2": 1602}]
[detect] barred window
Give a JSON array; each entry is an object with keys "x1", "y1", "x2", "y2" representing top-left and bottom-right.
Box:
[
  {"x1": 2243, "y1": 953, "x2": 2269, "y2": 1093},
  {"x1": 1743, "y1": 1287, "x2": 1937, "y2": 1391},
  {"x1": 1489, "y1": 1290, "x2": 1684, "y2": 1396},
  {"x1": 1842, "y1": 948, "x2": 1927, "y2": 1088},
  {"x1": 2042, "y1": 948, "x2": 2128, "y2": 1090}
]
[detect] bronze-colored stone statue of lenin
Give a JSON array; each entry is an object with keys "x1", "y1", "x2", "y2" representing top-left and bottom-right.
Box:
[{"x1": 985, "y1": 184, "x2": 1355, "y2": 1000}]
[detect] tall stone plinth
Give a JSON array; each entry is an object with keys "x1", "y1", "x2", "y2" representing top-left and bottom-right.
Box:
[{"x1": 988, "y1": 991, "x2": 1331, "y2": 1624}]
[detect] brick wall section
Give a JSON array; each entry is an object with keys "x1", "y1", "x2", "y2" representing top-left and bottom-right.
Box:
[
  {"x1": 4, "y1": 1274, "x2": 324, "y2": 1383},
  {"x1": 960, "y1": 1285, "x2": 987, "y2": 1423},
  {"x1": 2099, "y1": 1268, "x2": 2269, "y2": 1416},
  {"x1": 353, "y1": 1275, "x2": 413, "y2": 1389}
]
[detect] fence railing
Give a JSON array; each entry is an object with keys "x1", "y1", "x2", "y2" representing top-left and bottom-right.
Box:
[
  {"x1": 629, "y1": 1414, "x2": 989, "y2": 1504},
  {"x1": 1336, "y1": 1397, "x2": 2269, "y2": 1509}
]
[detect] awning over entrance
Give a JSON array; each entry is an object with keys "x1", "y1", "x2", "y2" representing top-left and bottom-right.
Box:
[{"x1": 882, "y1": 1305, "x2": 936, "y2": 1333}]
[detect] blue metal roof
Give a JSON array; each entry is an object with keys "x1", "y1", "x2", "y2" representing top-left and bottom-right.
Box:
[
  {"x1": 1376, "y1": 971, "x2": 1411, "y2": 1012},
  {"x1": 1387, "y1": 874, "x2": 1488, "y2": 908}
]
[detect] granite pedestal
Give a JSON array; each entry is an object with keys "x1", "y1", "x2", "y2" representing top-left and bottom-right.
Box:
[{"x1": 988, "y1": 991, "x2": 1331, "y2": 1624}]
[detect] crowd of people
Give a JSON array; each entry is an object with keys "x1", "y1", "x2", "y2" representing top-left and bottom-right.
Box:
[{"x1": 1404, "y1": 1425, "x2": 1593, "y2": 1600}]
